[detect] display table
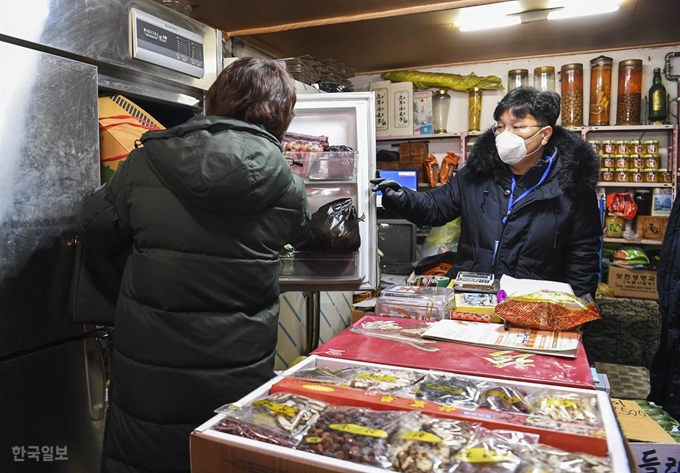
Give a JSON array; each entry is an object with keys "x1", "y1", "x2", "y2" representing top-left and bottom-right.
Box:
[{"x1": 312, "y1": 315, "x2": 595, "y2": 390}]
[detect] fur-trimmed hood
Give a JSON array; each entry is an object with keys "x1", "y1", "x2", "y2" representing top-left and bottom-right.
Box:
[{"x1": 465, "y1": 126, "x2": 599, "y2": 196}]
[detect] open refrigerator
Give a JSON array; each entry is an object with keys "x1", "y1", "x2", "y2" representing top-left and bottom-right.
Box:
[{"x1": 280, "y1": 93, "x2": 379, "y2": 293}]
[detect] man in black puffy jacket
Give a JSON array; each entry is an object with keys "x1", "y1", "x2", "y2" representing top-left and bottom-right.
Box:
[
  {"x1": 78, "y1": 58, "x2": 311, "y2": 473},
  {"x1": 372, "y1": 87, "x2": 601, "y2": 297},
  {"x1": 648, "y1": 196, "x2": 680, "y2": 418}
]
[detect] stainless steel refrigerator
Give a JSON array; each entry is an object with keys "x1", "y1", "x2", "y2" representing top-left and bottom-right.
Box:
[{"x1": 0, "y1": 1, "x2": 222, "y2": 471}]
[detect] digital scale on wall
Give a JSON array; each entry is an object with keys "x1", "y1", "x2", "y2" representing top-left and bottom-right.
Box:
[{"x1": 130, "y1": 8, "x2": 204, "y2": 78}]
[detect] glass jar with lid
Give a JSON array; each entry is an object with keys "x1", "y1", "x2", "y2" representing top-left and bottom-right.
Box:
[
  {"x1": 630, "y1": 154, "x2": 644, "y2": 169},
  {"x1": 630, "y1": 140, "x2": 644, "y2": 155},
  {"x1": 602, "y1": 140, "x2": 615, "y2": 155},
  {"x1": 468, "y1": 87, "x2": 482, "y2": 132},
  {"x1": 600, "y1": 168, "x2": 614, "y2": 182},
  {"x1": 614, "y1": 154, "x2": 629, "y2": 169},
  {"x1": 615, "y1": 168, "x2": 630, "y2": 182},
  {"x1": 508, "y1": 69, "x2": 529, "y2": 91},
  {"x1": 614, "y1": 141, "x2": 630, "y2": 156},
  {"x1": 660, "y1": 169, "x2": 672, "y2": 183},
  {"x1": 616, "y1": 59, "x2": 643, "y2": 125},
  {"x1": 643, "y1": 168, "x2": 659, "y2": 183},
  {"x1": 644, "y1": 154, "x2": 660, "y2": 170},
  {"x1": 560, "y1": 63, "x2": 583, "y2": 126},
  {"x1": 534, "y1": 66, "x2": 555, "y2": 92},
  {"x1": 588, "y1": 140, "x2": 601, "y2": 155},
  {"x1": 630, "y1": 168, "x2": 644, "y2": 183},
  {"x1": 589, "y1": 55, "x2": 613, "y2": 126},
  {"x1": 643, "y1": 140, "x2": 660, "y2": 155}
]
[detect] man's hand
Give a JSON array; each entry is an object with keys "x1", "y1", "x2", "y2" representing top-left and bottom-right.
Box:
[{"x1": 370, "y1": 178, "x2": 407, "y2": 208}]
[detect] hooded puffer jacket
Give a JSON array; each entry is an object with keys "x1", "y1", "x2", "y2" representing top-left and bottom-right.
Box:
[
  {"x1": 394, "y1": 126, "x2": 601, "y2": 297},
  {"x1": 648, "y1": 196, "x2": 680, "y2": 418},
  {"x1": 77, "y1": 116, "x2": 310, "y2": 473}
]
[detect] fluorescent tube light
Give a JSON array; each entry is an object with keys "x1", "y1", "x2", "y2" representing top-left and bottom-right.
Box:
[
  {"x1": 547, "y1": 0, "x2": 620, "y2": 20},
  {"x1": 458, "y1": 16, "x2": 522, "y2": 31}
]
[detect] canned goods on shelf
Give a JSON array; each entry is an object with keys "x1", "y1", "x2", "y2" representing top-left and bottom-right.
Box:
[
  {"x1": 630, "y1": 169, "x2": 644, "y2": 183},
  {"x1": 614, "y1": 140, "x2": 630, "y2": 155},
  {"x1": 614, "y1": 154, "x2": 629, "y2": 168},
  {"x1": 630, "y1": 140, "x2": 644, "y2": 155},
  {"x1": 602, "y1": 140, "x2": 615, "y2": 154},
  {"x1": 601, "y1": 155, "x2": 615, "y2": 168},
  {"x1": 600, "y1": 168, "x2": 614, "y2": 182},
  {"x1": 643, "y1": 168, "x2": 659, "y2": 183},
  {"x1": 659, "y1": 168, "x2": 672, "y2": 183},
  {"x1": 615, "y1": 168, "x2": 630, "y2": 182},
  {"x1": 630, "y1": 154, "x2": 644, "y2": 169},
  {"x1": 643, "y1": 140, "x2": 660, "y2": 155},
  {"x1": 588, "y1": 140, "x2": 601, "y2": 155},
  {"x1": 644, "y1": 154, "x2": 660, "y2": 170}
]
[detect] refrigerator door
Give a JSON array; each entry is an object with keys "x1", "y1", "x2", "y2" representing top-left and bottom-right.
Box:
[
  {"x1": 0, "y1": 334, "x2": 107, "y2": 472},
  {"x1": 281, "y1": 92, "x2": 378, "y2": 292},
  {"x1": 0, "y1": 41, "x2": 100, "y2": 357}
]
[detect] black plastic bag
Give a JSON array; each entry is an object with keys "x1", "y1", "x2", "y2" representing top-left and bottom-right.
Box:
[{"x1": 297, "y1": 198, "x2": 363, "y2": 253}]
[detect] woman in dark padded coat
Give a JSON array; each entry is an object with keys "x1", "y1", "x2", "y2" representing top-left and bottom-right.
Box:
[
  {"x1": 77, "y1": 58, "x2": 311, "y2": 473},
  {"x1": 372, "y1": 87, "x2": 601, "y2": 297}
]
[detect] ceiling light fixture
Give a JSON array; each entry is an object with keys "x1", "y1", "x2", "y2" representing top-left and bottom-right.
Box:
[{"x1": 455, "y1": 0, "x2": 622, "y2": 32}]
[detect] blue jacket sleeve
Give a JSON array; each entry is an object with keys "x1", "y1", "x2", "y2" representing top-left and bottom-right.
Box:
[{"x1": 394, "y1": 169, "x2": 466, "y2": 227}]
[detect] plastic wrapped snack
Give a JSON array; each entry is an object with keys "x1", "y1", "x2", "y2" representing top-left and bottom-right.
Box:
[
  {"x1": 298, "y1": 406, "x2": 414, "y2": 469},
  {"x1": 512, "y1": 442, "x2": 612, "y2": 472},
  {"x1": 389, "y1": 415, "x2": 481, "y2": 473},
  {"x1": 411, "y1": 373, "x2": 483, "y2": 408},
  {"x1": 288, "y1": 366, "x2": 351, "y2": 384},
  {"x1": 282, "y1": 131, "x2": 328, "y2": 152},
  {"x1": 451, "y1": 428, "x2": 529, "y2": 472},
  {"x1": 341, "y1": 366, "x2": 426, "y2": 392},
  {"x1": 213, "y1": 393, "x2": 327, "y2": 448},
  {"x1": 529, "y1": 391, "x2": 601, "y2": 426},
  {"x1": 479, "y1": 385, "x2": 532, "y2": 414},
  {"x1": 494, "y1": 290, "x2": 601, "y2": 331}
]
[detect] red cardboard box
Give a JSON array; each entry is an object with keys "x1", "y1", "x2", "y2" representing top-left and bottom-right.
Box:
[{"x1": 312, "y1": 316, "x2": 595, "y2": 390}]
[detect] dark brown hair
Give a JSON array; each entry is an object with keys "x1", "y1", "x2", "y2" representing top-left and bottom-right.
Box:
[{"x1": 205, "y1": 57, "x2": 296, "y2": 141}]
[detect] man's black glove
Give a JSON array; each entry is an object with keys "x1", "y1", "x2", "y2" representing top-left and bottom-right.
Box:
[{"x1": 370, "y1": 178, "x2": 407, "y2": 208}]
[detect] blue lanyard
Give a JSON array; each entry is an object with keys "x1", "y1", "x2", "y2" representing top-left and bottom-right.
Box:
[{"x1": 501, "y1": 156, "x2": 553, "y2": 225}]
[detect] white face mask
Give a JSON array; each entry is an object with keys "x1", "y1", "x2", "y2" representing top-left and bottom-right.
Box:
[{"x1": 495, "y1": 128, "x2": 545, "y2": 165}]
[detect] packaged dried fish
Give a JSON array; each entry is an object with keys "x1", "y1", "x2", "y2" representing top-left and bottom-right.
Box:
[
  {"x1": 529, "y1": 391, "x2": 601, "y2": 426},
  {"x1": 479, "y1": 385, "x2": 532, "y2": 414},
  {"x1": 412, "y1": 373, "x2": 483, "y2": 408}
]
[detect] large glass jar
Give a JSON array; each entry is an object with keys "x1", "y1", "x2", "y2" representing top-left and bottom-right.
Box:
[
  {"x1": 468, "y1": 87, "x2": 482, "y2": 132},
  {"x1": 616, "y1": 59, "x2": 643, "y2": 125},
  {"x1": 432, "y1": 89, "x2": 451, "y2": 134},
  {"x1": 589, "y1": 55, "x2": 613, "y2": 126},
  {"x1": 508, "y1": 69, "x2": 528, "y2": 91},
  {"x1": 534, "y1": 66, "x2": 555, "y2": 92},
  {"x1": 560, "y1": 63, "x2": 583, "y2": 126}
]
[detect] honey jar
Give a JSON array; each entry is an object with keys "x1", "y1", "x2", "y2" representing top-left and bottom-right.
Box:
[
  {"x1": 601, "y1": 155, "x2": 615, "y2": 168},
  {"x1": 614, "y1": 154, "x2": 629, "y2": 168},
  {"x1": 644, "y1": 154, "x2": 660, "y2": 170},
  {"x1": 643, "y1": 168, "x2": 658, "y2": 183},
  {"x1": 630, "y1": 140, "x2": 644, "y2": 155},
  {"x1": 616, "y1": 59, "x2": 643, "y2": 125},
  {"x1": 588, "y1": 140, "x2": 601, "y2": 155},
  {"x1": 630, "y1": 154, "x2": 644, "y2": 169},
  {"x1": 660, "y1": 168, "x2": 672, "y2": 183},
  {"x1": 615, "y1": 168, "x2": 630, "y2": 182},
  {"x1": 602, "y1": 140, "x2": 615, "y2": 155},
  {"x1": 630, "y1": 168, "x2": 643, "y2": 183},
  {"x1": 600, "y1": 168, "x2": 614, "y2": 182},
  {"x1": 614, "y1": 140, "x2": 630, "y2": 155},
  {"x1": 643, "y1": 140, "x2": 660, "y2": 155}
]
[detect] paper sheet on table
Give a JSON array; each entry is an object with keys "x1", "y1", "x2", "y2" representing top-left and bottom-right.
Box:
[{"x1": 499, "y1": 275, "x2": 574, "y2": 297}]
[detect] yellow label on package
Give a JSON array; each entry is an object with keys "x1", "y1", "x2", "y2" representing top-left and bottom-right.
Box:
[
  {"x1": 401, "y1": 430, "x2": 442, "y2": 443},
  {"x1": 253, "y1": 400, "x2": 297, "y2": 417},
  {"x1": 329, "y1": 424, "x2": 388, "y2": 438},
  {"x1": 483, "y1": 389, "x2": 523, "y2": 404},
  {"x1": 423, "y1": 383, "x2": 464, "y2": 395},
  {"x1": 455, "y1": 447, "x2": 518, "y2": 462}
]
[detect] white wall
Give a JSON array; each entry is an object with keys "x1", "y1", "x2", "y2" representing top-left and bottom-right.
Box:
[{"x1": 351, "y1": 46, "x2": 680, "y2": 131}]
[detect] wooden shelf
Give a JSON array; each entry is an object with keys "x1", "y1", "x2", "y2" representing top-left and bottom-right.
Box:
[
  {"x1": 603, "y1": 237, "x2": 663, "y2": 245},
  {"x1": 597, "y1": 182, "x2": 672, "y2": 188}
]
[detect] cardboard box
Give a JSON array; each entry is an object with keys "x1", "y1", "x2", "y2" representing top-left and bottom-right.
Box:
[
  {"x1": 608, "y1": 265, "x2": 659, "y2": 300},
  {"x1": 369, "y1": 80, "x2": 391, "y2": 137},
  {"x1": 636, "y1": 215, "x2": 668, "y2": 240},
  {"x1": 98, "y1": 95, "x2": 164, "y2": 183},
  {"x1": 191, "y1": 356, "x2": 632, "y2": 472},
  {"x1": 412, "y1": 89, "x2": 433, "y2": 135},
  {"x1": 610, "y1": 398, "x2": 680, "y2": 470},
  {"x1": 389, "y1": 81, "x2": 413, "y2": 137}
]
